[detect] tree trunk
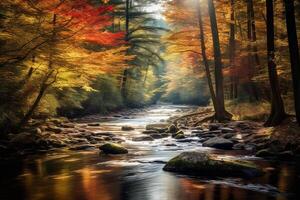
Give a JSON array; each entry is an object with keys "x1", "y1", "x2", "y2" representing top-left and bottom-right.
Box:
[
  {"x1": 17, "y1": 83, "x2": 49, "y2": 130},
  {"x1": 196, "y1": 0, "x2": 217, "y2": 112},
  {"x1": 284, "y1": 0, "x2": 300, "y2": 126},
  {"x1": 229, "y1": 0, "x2": 237, "y2": 99},
  {"x1": 247, "y1": 0, "x2": 259, "y2": 102},
  {"x1": 121, "y1": 0, "x2": 130, "y2": 101},
  {"x1": 207, "y1": 0, "x2": 231, "y2": 121},
  {"x1": 265, "y1": 0, "x2": 286, "y2": 127}
]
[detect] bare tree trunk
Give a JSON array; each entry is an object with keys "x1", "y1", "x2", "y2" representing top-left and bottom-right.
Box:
[
  {"x1": 207, "y1": 0, "x2": 231, "y2": 121},
  {"x1": 229, "y1": 0, "x2": 237, "y2": 100},
  {"x1": 196, "y1": 0, "x2": 217, "y2": 111},
  {"x1": 121, "y1": 0, "x2": 130, "y2": 101},
  {"x1": 284, "y1": 0, "x2": 300, "y2": 126},
  {"x1": 265, "y1": 0, "x2": 286, "y2": 127}
]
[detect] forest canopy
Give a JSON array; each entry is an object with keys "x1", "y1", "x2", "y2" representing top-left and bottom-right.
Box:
[{"x1": 0, "y1": 0, "x2": 299, "y2": 134}]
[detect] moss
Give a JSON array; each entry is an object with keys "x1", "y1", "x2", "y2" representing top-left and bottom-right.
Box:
[
  {"x1": 163, "y1": 152, "x2": 263, "y2": 178},
  {"x1": 175, "y1": 134, "x2": 185, "y2": 139},
  {"x1": 99, "y1": 143, "x2": 128, "y2": 154}
]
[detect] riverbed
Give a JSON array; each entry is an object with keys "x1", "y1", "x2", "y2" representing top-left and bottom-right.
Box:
[{"x1": 0, "y1": 105, "x2": 299, "y2": 200}]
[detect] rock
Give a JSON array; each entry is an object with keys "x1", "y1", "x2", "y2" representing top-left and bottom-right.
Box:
[
  {"x1": 88, "y1": 123, "x2": 100, "y2": 127},
  {"x1": 222, "y1": 133, "x2": 236, "y2": 139},
  {"x1": 256, "y1": 149, "x2": 275, "y2": 158},
  {"x1": 175, "y1": 134, "x2": 185, "y2": 140},
  {"x1": 220, "y1": 127, "x2": 236, "y2": 133},
  {"x1": 132, "y1": 136, "x2": 154, "y2": 141},
  {"x1": 233, "y1": 143, "x2": 245, "y2": 150},
  {"x1": 244, "y1": 144, "x2": 256, "y2": 151},
  {"x1": 45, "y1": 126, "x2": 63, "y2": 134},
  {"x1": 177, "y1": 138, "x2": 199, "y2": 143},
  {"x1": 121, "y1": 126, "x2": 135, "y2": 131},
  {"x1": 202, "y1": 137, "x2": 234, "y2": 150},
  {"x1": 172, "y1": 130, "x2": 184, "y2": 138},
  {"x1": 99, "y1": 143, "x2": 128, "y2": 154},
  {"x1": 142, "y1": 130, "x2": 159, "y2": 134},
  {"x1": 165, "y1": 143, "x2": 177, "y2": 147},
  {"x1": 70, "y1": 144, "x2": 96, "y2": 151},
  {"x1": 209, "y1": 123, "x2": 222, "y2": 131},
  {"x1": 150, "y1": 133, "x2": 169, "y2": 139},
  {"x1": 48, "y1": 139, "x2": 67, "y2": 148},
  {"x1": 168, "y1": 124, "x2": 179, "y2": 133},
  {"x1": 61, "y1": 123, "x2": 75, "y2": 128},
  {"x1": 93, "y1": 132, "x2": 115, "y2": 137},
  {"x1": 163, "y1": 152, "x2": 263, "y2": 178},
  {"x1": 146, "y1": 123, "x2": 169, "y2": 131}
]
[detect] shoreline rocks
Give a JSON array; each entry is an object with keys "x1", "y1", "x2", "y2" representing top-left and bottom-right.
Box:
[
  {"x1": 163, "y1": 151, "x2": 263, "y2": 178},
  {"x1": 99, "y1": 143, "x2": 128, "y2": 154}
]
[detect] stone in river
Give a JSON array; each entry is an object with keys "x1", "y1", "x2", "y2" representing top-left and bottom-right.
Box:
[
  {"x1": 121, "y1": 126, "x2": 135, "y2": 131},
  {"x1": 132, "y1": 136, "x2": 154, "y2": 141},
  {"x1": 99, "y1": 143, "x2": 128, "y2": 154},
  {"x1": 163, "y1": 151, "x2": 263, "y2": 178},
  {"x1": 202, "y1": 137, "x2": 234, "y2": 150}
]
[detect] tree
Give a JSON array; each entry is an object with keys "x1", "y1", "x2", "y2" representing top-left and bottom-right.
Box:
[
  {"x1": 207, "y1": 0, "x2": 232, "y2": 121},
  {"x1": 284, "y1": 0, "x2": 300, "y2": 126},
  {"x1": 265, "y1": 0, "x2": 286, "y2": 126},
  {"x1": 196, "y1": 0, "x2": 217, "y2": 111}
]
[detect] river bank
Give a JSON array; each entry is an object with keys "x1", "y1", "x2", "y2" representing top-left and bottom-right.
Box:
[{"x1": 0, "y1": 105, "x2": 299, "y2": 200}]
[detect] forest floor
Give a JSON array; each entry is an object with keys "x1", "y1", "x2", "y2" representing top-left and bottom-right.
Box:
[{"x1": 0, "y1": 105, "x2": 300, "y2": 161}]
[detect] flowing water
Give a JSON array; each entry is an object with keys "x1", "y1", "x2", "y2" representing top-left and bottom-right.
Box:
[{"x1": 0, "y1": 105, "x2": 299, "y2": 200}]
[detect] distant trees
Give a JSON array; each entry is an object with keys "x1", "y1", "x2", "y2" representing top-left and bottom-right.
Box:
[
  {"x1": 163, "y1": 0, "x2": 299, "y2": 126},
  {"x1": 0, "y1": 0, "x2": 131, "y2": 131}
]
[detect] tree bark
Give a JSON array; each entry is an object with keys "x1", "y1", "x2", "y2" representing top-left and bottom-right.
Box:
[
  {"x1": 196, "y1": 0, "x2": 217, "y2": 112},
  {"x1": 265, "y1": 0, "x2": 286, "y2": 127},
  {"x1": 229, "y1": 0, "x2": 237, "y2": 99},
  {"x1": 284, "y1": 0, "x2": 300, "y2": 126},
  {"x1": 121, "y1": 0, "x2": 130, "y2": 101},
  {"x1": 207, "y1": 0, "x2": 231, "y2": 121}
]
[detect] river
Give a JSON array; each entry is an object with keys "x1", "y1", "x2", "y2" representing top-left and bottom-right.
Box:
[{"x1": 0, "y1": 105, "x2": 299, "y2": 200}]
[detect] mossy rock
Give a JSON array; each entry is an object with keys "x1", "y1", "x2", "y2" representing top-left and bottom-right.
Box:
[
  {"x1": 163, "y1": 152, "x2": 263, "y2": 178},
  {"x1": 255, "y1": 149, "x2": 275, "y2": 158},
  {"x1": 168, "y1": 124, "x2": 179, "y2": 133},
  {"x1": 172, "y1": 130, "x2": 184, "y2": 138},
  {"x1": 175, "y1": 134, "x2": 185, "y2": 139},
  {"x1": 99, "y1": 143, "x2": 128, "y2": 154}
]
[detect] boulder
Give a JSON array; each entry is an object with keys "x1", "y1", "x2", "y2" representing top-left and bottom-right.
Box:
[
  {"x1": 150, "y1": 133, "x2": 169, "y2": 139},
  {"x1": 220, "y1": 127, "x2": 236, "y2": 133},
  {"x1": 209, "y1": 123, "x2": 222, "y2": 131},
  {"x1": 146, "y1": 123, "x2": 169, "y2": 131},
  {"x1": 202, "y1": 137, "x2": 234, "y2": 150},
  {"x1": 132, "y1": 136, "x2": 154, "y2": 141},
  {"x1": 45, "y1": 126, "x2": 63, "y2": 134},
  {"x1": 255, "y1": 149, "x2": 275, "y2": 158},
  {"x1": 168, "y1": 124, "x2": 179, "y2": 133},
  {"x1": 88, "y1": 123, "x2": 100, "y2": 127},
  {"x1": 163, "y1": 152, "x2": 263, "y2": 178},
  {"x1": 172, "y1": 130, "x2": 184, "y2": 138},
  {"x1": 222, "y1": 133, "x2": 236, "y2": 139},
  {"x1": 121, "y1": 126, "x2": 135, "y2": 131},
  {"x1": 175, "y1": 134, "x2": 185, "y2": 140},
  {"x1": 99, "y1": 143, "x2": 128, "y2": 154},
  {"x1": 142, "y1": 130, "x2": 159, "y2": 134}
]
